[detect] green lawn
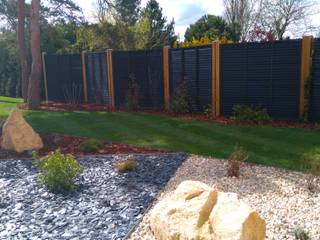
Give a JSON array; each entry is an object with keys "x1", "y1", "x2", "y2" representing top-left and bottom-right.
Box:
[{"x1": 1, "y1": 96, "x2": 319, "y2": 171}]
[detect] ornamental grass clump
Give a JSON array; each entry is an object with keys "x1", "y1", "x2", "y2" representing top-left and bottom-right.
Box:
[
  {"x1": 33, "y1": 150, "x2": 84, "y2": 193},
  {"x1": 115, "y1": 159, "x2": 137, "y2": 173},
  {"x1": 301, "y1": 153, "x2": 320, "y2": 193},
  {"x1": 293, "y1": 227, "x2": 310, "y2": 240},
  {"x1": 79, "y1": 138, "x2": 104, "y2": 153},
  {"x1": 227, "y1": 145, "x2": 249, "y2": 178}
]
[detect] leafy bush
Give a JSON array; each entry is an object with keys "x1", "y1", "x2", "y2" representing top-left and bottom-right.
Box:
[
  {"x1": 33, "y1": 150, "x2": 84, "y2": 193},
  {"x1": 169, "y1": 80, "x2": 189, "y2": 114},
  {"x1": 293, "y1": 227, "x2": 310, "y2": 240},
  {"x1": 232, "y1": 105, "x2": 271, "y2": 124},
  {"x1": 79, "y1": 139, "x2": 104, "y2": 153},
  {"x1": 115, "y1": 159, "x2": 137, "y2": 173},
  {"x1": 301, "y1": 153, "x2": 320, "y2": 193},
  {"x1": 227, "y1": 145, "x2": 249, "y2": 178}
]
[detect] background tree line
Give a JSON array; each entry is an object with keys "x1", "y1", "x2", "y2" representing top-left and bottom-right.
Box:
[{"x1": 0, "y1": 0, "x2": 319, "y2": 101}]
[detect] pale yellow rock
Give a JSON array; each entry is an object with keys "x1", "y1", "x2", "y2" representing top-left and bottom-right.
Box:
[
  {"x1": 1, "y1": 108, "x2": 43, "y2": 153},
  {"x1": 149, "y1": 181, "x2": 266, "y2": 240}
]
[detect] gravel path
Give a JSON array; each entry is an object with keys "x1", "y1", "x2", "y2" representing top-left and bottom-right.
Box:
[
  {"x1": 129, "y1": 155, "x2": 320, "y2": 240},
  {"x1": 0, "y1": 153, "x2": 187, "y2": 240}
]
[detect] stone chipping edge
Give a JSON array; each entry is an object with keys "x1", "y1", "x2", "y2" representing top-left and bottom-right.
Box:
[{"x1": 123, "y1": 152, "x2": 189, "y2": 239}]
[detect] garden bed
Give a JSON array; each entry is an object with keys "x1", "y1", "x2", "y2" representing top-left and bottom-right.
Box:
[
  {"x1": 37, "y1": 102, "x2": 318, "y2": 130},
  {"x1": 0, "y1": 153, "x2": 187, "y2": 239},
  {"x1": 129, "y1": 155, "x2": 320, "y2": 240},
  {"x1": 0, "y1": 134, "x2": 165, "y2": 160}
]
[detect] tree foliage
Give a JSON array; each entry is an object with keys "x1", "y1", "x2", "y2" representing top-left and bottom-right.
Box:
[
  {"x1": 134, "y1": 0, "x2": 176, "y2": 49},
  {"x1": 184, "y1": 14, "x2": 240, "y2": 42}
]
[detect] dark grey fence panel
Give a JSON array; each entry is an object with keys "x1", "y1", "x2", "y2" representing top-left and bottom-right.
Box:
[
  {"x1": 112, "y1": 49, "x2": 163, "y2": 109},
  {"x1": 45, "y1": 54, "x2": 83, "y2": 103},
  {"x1": 220, "y1": 40, "x2": 301, "y2": 119},
  {"x1": 85, "y1": 52, "x2": 109, "y2": 104},
  {"x1": 310, "y1": 38, "x2": 320, "y2": 122},
  {"x1": 169, "y1": 46, "x2": 212, "y2": 112}
]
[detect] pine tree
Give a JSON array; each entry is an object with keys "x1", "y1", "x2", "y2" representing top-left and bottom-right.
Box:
[{"x1": 135, "y1": 0, "x2": 176, "y2": 49}]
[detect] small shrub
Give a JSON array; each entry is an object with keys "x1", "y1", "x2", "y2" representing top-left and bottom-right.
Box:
[
  {"x1": 301, "y1": 153, "x2": 320, "y2": 193},
  {"x1": 227, "y1": 145, "x2": 249, "y2": 178},
  {"x1": 203, "y1": 104, "x2": 212, "y2": 117},
  {"x1": 314, "y1": 123, "x2": 320, "y2": 131},
  {"x1": 33, "y1": 150, "x2": 84, "y2": 193},
  {"x1": 169, "y1": 80, "x2": 189, "y2": 114},
  {"x1": 79, "y1": 139, "x2": 104, "y2": 153},
  {"x1": 115, "y1": 159, "x2": 137, "y2": 173},
  {"x1": 293, "y1": 227, "x2": 310, "y2": 240},
  {"x1": 125, "y1": 73, "x2": 140, "y2": 110},
  {"x1": 232, "y1": 105, "x2": 271, "y2": 124}
]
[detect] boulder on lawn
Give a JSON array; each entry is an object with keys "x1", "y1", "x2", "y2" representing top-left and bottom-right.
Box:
[
  {"x1": 149, "y1": 180, "x2": 266, "y2": 240},
  {"x1": 1, "y1": 108, "x2": 43, "y2": 153}
]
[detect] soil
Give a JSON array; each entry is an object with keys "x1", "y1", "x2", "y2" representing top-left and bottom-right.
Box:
[
  {"x1": 0, "y1": 133, "x2": 166, "y2": 160},
  {"x1": 22, "y1": 102, "x2": 319, "y2": 130}
]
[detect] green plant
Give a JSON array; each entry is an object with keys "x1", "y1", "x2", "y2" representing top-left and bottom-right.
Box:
[
  {"x1": 301, "y1": 153, "x2": 320, "y2": 193},
  {"x1": 314, "y1": 123, "x2": 320, "y2": 131},
  {"x1": 293, "y1": 227, "x2": 310, "y2": 240},
  {"x1": 227, "y1": 145, "x2": 249, "y2": 178},
  {"x1": 79, "y1": 138, "x2": 104, "y2": 153},
  {"x1": 169, "y1": 80, "x2": 189, "y2": 114},
  {"x1": 115, "y1": 159, "x2": 137, "y2": 173},
  {"x1": 125, "y1": 73, "x2": 140, "y2": 110},
  {"x1": 203, "y1": 104, "x2": 212, "y2": 117},
  {"x1": 33, "y1": 150, "x2": 84, "y2": 193},
  {"x1": 232, "y1": 105, "x2": 271, "y2": 124}
]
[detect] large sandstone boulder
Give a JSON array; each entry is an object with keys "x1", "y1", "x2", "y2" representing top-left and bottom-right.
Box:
[
  {"x1": 1, "y1": 108, "x2": 43, "y2": 153},
  {"x1": 149, "y1": 181, "x2": 266, "y2": 240}
]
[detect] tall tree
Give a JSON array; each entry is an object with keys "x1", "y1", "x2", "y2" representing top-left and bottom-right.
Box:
[
  {"x1": 184, "y1": 15, "x2": 238, "y2": 42},
  {"x1": 260, "y1": 0, "x2": 318, "y2": 39},
  {"x1": 223, "y1": 0, "x2": 263, "y2": 41},
  {"x1": 94, "y1": 0, "x2": 141, "y2": 50},
  {"x1": 17, "y1": 0, "x2": 29, "y2": 102},
  {"x1": 27, "y1": 0, "x2": 41, "y2": 109},
  {"x1": 134, "y1": 0, "x2": 176, "y2": 49}
]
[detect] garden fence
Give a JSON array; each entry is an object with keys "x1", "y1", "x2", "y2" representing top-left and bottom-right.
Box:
[{"x1": 43, "y1": 36, "x2": 319, "y2": 121}]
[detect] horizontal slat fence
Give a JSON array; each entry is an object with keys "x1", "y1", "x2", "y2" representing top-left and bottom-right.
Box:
[
  {"x1": 45, "y1": 54, "x2": 83, "y2": 103},
  {"x1": 43, "y1": 37, "x2": 320, "y2": 122},
  {"x1": 112, "y1": 49, "x2": 163, "y2": 109},
  {"x1": 310, "y1": 38, "x2": 320, "y2": 122},
  {"x1": 220, "y1": 40, "x2": 301, "y2": 119},
  {"x1": 169, "y1": 46, "x2": 212, "y2": 112},
  {"x1": 85, "y1": 52, "x2": 109, "y2": 104}
]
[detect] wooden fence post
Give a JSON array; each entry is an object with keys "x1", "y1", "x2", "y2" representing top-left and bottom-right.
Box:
[
  {"x1": 42, "y1": 52, "x2": 49, "y2": 103},
  {"x1": 299, "y1": 36, "x2": 313, "y2": 118},
  {"x1": 163, "y1": 46, "x2": 170, "y2": 111},
  {"x1": 212, "y1": 41, "x2": 221, "y2": 118},
  {"x1": 81, "y1": 51, "x2": 88, "y2": 103},
  {"x1": 106, "y1": 49, "x2": 115, "y2": 109}
]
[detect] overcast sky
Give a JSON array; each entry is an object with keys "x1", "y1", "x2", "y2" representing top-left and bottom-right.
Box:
[{"x1": 76, "y1": 0, "x2": 320, "y2": 39}]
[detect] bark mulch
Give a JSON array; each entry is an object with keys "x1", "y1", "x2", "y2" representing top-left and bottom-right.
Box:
[{"x1": 0, "y1": 133, "x2": 166, "y2": 160}]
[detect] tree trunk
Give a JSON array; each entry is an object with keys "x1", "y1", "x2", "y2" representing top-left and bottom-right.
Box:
[
  {"x1": 17, "y1": 0, "x2": 29, "y2": 102},
  {"x1": 27, "y1": 0, "x2": 41, "y2": 109}
]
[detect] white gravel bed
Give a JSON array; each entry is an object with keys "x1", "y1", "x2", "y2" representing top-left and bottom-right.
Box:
[{"x1": 129, "y1": 155, "x2": 320, "y2": 240}]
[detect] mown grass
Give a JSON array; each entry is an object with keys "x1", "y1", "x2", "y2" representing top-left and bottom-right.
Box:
[{"x1": 1, "y1": 96, "x2": 319, "y2": 171}]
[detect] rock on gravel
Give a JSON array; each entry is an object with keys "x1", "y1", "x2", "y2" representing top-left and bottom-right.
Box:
[
  {"x1": 0, "y1": 153, "x2": 187, "y2": 240},
  {"x1": 129, "y1": 155, "x2": 320, "y2": 240}
]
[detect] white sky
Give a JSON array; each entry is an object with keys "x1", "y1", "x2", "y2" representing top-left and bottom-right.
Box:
[{"x1": 76, "y1": 0, "x2": 320, "y2": 39}]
